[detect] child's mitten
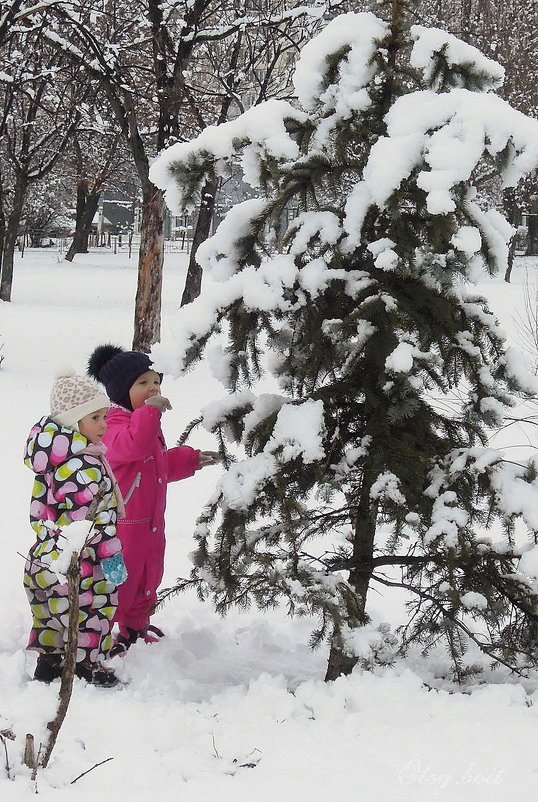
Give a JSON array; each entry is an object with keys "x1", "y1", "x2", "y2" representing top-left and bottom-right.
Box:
[
  {"x1": 101, "y1": 552, "x2": 128, "y2": 585},
  {"x1": 199, "y1": 451, "x2": 221, "y2": 467},
  {"x1": 145, "y1": 395, "x2": 172, "y2": 412}
]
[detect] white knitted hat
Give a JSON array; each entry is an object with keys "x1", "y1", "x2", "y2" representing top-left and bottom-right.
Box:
[{"x1": 50, "y1": 368, "x2": 110, "y2": 431}]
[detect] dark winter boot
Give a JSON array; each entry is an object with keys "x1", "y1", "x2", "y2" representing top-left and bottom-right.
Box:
[
  {"x1": 109, "y1": 626, "x2": 140, "y2": 658},
  {"x1": 75, "y1": 661, "x2": 120, "y2": 687},
  {"x1": 142, "y1": 624, "x2": 165, "y2": 644},
  {"x1": 34, "y1": 653, "x2": 63, "y2": 683}
]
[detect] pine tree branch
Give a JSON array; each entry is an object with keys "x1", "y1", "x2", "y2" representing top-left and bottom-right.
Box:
[{"x1": 371, "y1": 573, "x2": 530, "y2": 677}]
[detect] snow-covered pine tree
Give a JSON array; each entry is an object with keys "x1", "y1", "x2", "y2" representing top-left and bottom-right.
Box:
[{"x1": 151, "y1": 0, "x2": 538, "y2": 681}]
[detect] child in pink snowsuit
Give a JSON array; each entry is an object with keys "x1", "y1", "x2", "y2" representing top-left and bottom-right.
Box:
[{"x1": 88, "y1": 345, "x2": 218, "y2": 655}]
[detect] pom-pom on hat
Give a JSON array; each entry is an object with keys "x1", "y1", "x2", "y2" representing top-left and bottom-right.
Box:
[
  {"x1": 50, "y1": 368, "x2": 110, "y2": 431},
  {"x1": 88, "y1": 344, "x2": 156, "y2": 410}
]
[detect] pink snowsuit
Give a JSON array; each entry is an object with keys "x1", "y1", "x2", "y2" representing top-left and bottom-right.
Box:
[{"x1": 103, "y1": 404, "x2": 200, "y2": 634}]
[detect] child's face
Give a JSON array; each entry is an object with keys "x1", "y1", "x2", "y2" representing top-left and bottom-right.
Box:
[
  {"x1": 78, "y1": 407, "x2": 109, "y2": 444},
  {"x1": 129, "y1": 370, "x2": 162, "y2": 410}
]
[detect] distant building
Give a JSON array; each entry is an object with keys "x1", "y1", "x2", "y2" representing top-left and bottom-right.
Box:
[{"x1": 96, "y1": 197, "x2": 135, "y2": 236}]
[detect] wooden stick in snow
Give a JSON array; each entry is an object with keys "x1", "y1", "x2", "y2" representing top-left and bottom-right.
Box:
[
  {"x1": 22, "y1": 733, "x2": 35, "y2": 771},
  {"x1": 40, "y1": 551, "x2": 80, "y2": 768}
]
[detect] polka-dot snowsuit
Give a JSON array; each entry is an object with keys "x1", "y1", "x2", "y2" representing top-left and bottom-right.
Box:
[{"x1": 23, "y1": 417, "x2": 123, "y2": 663}]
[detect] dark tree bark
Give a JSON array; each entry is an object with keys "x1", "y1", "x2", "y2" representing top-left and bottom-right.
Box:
[
  {"x1": 325, "y1": 323, "x2": 391, "y2": 682},
  {"x1": 0, "y1": 172, "x2": 28, "y2": 301},
  {"x1": 65, "y1": 131, "x2": 121, "y2": 262},
  {"x1": 460, "y1": 0, "x2": 474, "y2": 42},
  {"x1": 0, "y1": 173, "x2": 6, "y2": 272},
  {"x1": 0, "y1": 38, "x2": 81, "y2": 300},
  {"x1": 179, "y1": 31, "x2": 242, "y2": 307},
  {"x1": 504, "y1": 238, "x2": 517, "y2": 283},
  {"x1": 325, "y1": 481, "x2": 378, "y2": 682},
  {"x1": 36, "y1": 1, "x2": 326, "y2": 345},
  {"x1": 65, "y1": 180, "x2": 100, "y2": 262},
  {"x1": 325, "y1": 649, "x2": 360, "y2": 682},
  {"x1": 503, "y1": 187, "x2": 517, "y2": 282},
  {"x1": 132, "y1": 183, "x2": 167, "y2": 352},
  {"x1": 181, "y1": 178, "x2": 219, "y2": 306}
]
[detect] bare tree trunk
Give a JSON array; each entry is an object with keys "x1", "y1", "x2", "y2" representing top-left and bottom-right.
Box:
[
  {"x1": 132, "y1": 182, "x2": 166, "y2": 352},
  {"x1": 65, "y1": 181, "x2": 100, "y2": 262},
  {"x1": 325, "y1": 483, "x2": 378, "y2": 682},
  {"x1": 181, "y1": 178, "x2": 219, "y2": 306},
  {"x1": 40, "y1": 552, "x2": 80, "y2": 769},
  {"x1": 503, "y1": 187, "x2": 517, "y2": 283},
  {"x1": 179, "y1": 28, "x2": 240, "y2": 307},
  {"x1": 0, "y1": 173, "x2": 28, "y2": 302},
  {"x1": 0, "y1": 171, "x2": 6, "y2": 273},
  {"x1": 504, "y1": 238, "x2": 516, "y2": 283},
  {"x1": 324, "y1": 648, "x2": 359, "y2": 681},
  {"x1": 460, "y1": 0, "x2": 473, "y2": 41}
]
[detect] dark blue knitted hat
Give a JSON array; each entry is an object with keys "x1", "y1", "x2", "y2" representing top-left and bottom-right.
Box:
[{"x1": 88, "y1": 345, "x2": 157, "y2": 410}]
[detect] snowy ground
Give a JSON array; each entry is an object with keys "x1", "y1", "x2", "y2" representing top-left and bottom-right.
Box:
[{"x1": 1, "y1": 248, "x2": 538, "y2": 799}]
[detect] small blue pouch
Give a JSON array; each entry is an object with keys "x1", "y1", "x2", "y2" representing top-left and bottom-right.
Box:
[{"x1": 101, "y1": 553, "x2": 128, "y2": 585}]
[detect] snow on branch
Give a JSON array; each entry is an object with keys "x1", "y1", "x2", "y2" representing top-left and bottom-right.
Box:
[
  {"x1": 196, "y1": 199, "x2": 268, "y2": 281},
  {"x1": 266, "y1": 399, "x2": 325, "y2": 464},
  {"x1": 501, "y1": 348, "x2": 538, "y2": 396},
  {"x1": 151, "y1": 253, "x2": 298, "y2": 376},
  {"x1": 348, "y1": 89, "x2": 538, "y2": 232},
  {"x1": 384, "y1": 341, "x2": 433, "y2": 374},
  {"x1": 42, "y1": 29, "x2": 88, "y2": 65},
  {"x1": 211, "y1": 399, "x2": 325, "y2": 511},
  {"x1": 199, "y1": 391, "x2": 288, "y2": 441},
  {"x1": 410, "y1": 25, "x2": 505, "y2": 91},
  {"x1": 200, "y1": 390, "x2": 257, "y2": 431},
  {"x1": 195, "y1": 1, "x2": 337, "y2": 44},
  {"x1": 287, "y1": 211, "x2": 341, "y2": 256},
  {"x1": 49, "y1": 519, "x2": 94, "y2": 583},
  {"x1": 150, "y1": 100, "x2": 307, "y2": 212},
  {"x1": 489, "y1": 460, "x2": 538, "y2": 532},
  {"x1": 292, "y1": 11, "x2": 388, "y2": 112}
]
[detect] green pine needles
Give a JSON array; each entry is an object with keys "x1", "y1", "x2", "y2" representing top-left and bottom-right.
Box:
[{"x1": 152, "y1": 0, "x2": 538, "y2": 681}]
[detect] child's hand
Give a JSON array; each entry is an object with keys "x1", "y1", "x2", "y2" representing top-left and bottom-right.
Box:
[
  {"x1": 198, "y1": 451, "x2": 221, "y2": 467},
  {"x1": 145, "y1": 395, "x2": 172, "y2": 412}
]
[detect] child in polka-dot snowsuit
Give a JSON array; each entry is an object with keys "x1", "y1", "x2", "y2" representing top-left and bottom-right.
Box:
[{"x1": 23, "y1": 371, "x2": 125, "y2": 687}]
